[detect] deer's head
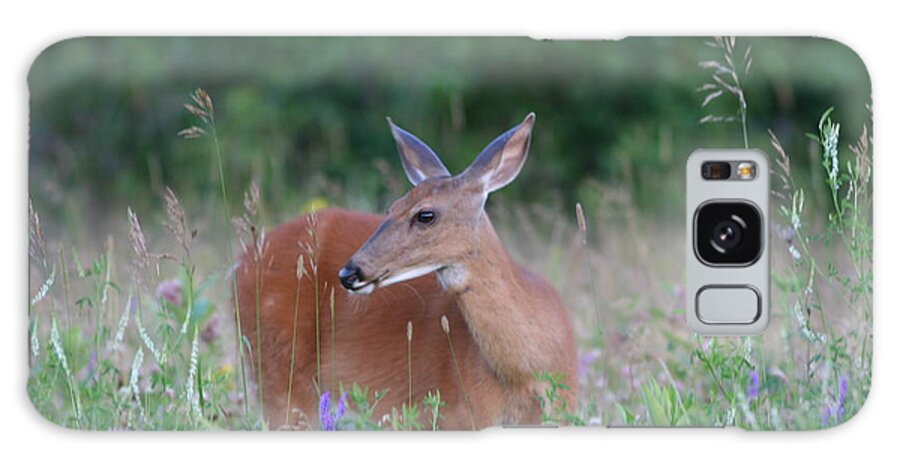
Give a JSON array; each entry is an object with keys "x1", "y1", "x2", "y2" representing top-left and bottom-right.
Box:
[{"x1": 338, "y1": 113, "x2": 535, "y2": 294}]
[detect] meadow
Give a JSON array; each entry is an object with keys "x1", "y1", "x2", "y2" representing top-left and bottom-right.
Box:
[{"x1": 27, "y1": 37, "x2": 871, "y2": 430}]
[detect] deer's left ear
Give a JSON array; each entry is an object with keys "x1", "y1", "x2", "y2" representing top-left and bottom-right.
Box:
[
  {"x1": 387, "y1": 118, "x2": 451, "y2": 186},
  {"x1": 461, "y1": 113, "x2": 535, "y2": 193}
]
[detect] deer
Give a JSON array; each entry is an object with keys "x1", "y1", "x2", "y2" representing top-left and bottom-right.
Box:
[{"x1": 236, "y1": 113, "x2": 578, "y2": 430}]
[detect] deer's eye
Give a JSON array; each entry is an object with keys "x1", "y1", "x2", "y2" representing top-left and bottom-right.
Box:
[{"x1": 415, "y1": 210, "x2": 436, "y2": 224}]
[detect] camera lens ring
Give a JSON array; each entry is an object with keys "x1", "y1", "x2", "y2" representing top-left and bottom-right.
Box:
[{"x1": 693, "y1": 201, "x2": 763, "y2": 267}]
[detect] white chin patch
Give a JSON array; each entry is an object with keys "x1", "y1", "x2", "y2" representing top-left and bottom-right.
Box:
[
  {"x1": 348, "y1": 283, "x2": 375, "y2": 295},
  {"x1": 379, "y1": 264, "x2": 443, "y2": 288}
]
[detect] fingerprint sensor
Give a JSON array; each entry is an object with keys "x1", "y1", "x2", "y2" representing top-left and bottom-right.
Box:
[{"x1": 696, "y1": 286, "x2": 761, "y2": 325}]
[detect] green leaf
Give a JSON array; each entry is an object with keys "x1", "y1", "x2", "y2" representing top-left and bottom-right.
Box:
[{"x1": 642, "y1": 378, "x2": 670, "y2": 426}]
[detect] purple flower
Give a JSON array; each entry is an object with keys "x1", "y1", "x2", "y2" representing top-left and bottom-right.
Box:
[
  {"x1": 837, "y1": 376, "x2": 849, "y2": 421},
  {"x1": 821, "y1": 375, "x2": 850, "y2": 426},
  {"x1": 747, "y1": 370, "x2": 760, "y2": 399},
  {"x1": 821, "y1": 406, "x2": 832, "y2": 427},
  {"x1": 156, "y1": 279, "x2": 182, "y2": 306},
  {"x1": 318, "y1": 390, "x2": 348, "y2": 431},
  {"x1": 319, "y1": 391, "x2": 333, "y2": 430},
  {"x1": 336, "y1": 392, "x2": 348, "y2": 419}
]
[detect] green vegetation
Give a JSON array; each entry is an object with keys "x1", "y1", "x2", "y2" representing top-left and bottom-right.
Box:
[{"x1": 28, "y1": 37, "x2": 871, "y2": 430}]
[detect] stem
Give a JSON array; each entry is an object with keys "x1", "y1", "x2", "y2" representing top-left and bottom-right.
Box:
[
  {"x1": 207, "y1": 114, "x2": 252, "y2": 420},
  {"x1": 285, "y1": 265, "x2": 303, "y2": 425},
  {"x1": 740, "y1": 106, "x2": 749, "y2": 149},
  {"x1": 314, "y1": 270, "x2": 321, "y2": 390},
  {"x1": 330, "y1": 286, "x2": 336, "y2": 392},
  {"x1": 444, "y1": 330, "x2": 476, "y2": 430},
  {"x1": 406, "y1": 322, "x2": 412, "y2": 407},
  {"x1": 254, "y1": 248, "x2": 265, "y2": 415}
]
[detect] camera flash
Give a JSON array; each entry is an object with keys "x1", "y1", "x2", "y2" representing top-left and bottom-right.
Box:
[{"x1": 737, "y1": 162, "x2": 756, "y2": 180}]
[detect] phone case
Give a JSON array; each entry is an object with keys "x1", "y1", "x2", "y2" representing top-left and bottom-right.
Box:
[{"x1": 27, "y1": 37, "x2": 872, "y2": 431}]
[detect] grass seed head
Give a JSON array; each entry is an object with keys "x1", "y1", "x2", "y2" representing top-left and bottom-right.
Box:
[
  {"x1": 575, "y1": 202, "x2": 587, "y2": 245},
  {"x1": 127, "y1": 207, "x2": 151, "y2": 270}
]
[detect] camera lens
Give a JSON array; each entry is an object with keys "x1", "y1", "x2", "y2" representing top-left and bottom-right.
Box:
[
  {"x1": 711, "y1": 218, "x2": 743, "y2": 251},
  {"x1": 695, "y1": 202, "x2": 762, "y2": 266}
]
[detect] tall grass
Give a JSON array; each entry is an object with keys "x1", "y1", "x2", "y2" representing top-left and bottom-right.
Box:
[{"x1": 181, "y1": 90, "x2": 254, "y2": 422}]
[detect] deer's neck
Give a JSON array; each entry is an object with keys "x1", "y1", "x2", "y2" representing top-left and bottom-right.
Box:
[{"x1": 437, "y1": 214, "x2": 567, "y2": 387}]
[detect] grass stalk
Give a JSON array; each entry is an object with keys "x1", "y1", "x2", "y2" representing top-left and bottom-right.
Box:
[
  {"x1": 254, "y1": 246, "x2": 265, "y2": 414},
  {"x1": 407, "y1": 321, "x2": 413, "y2": 408},
  {"x1": 181, "y1": 89, "x2": 253, "y2": 421},
  {"x1": 285, "y1": 255, "x2": 304, "y2": 425},
  {"x1": 330, "y1": 286, "x2": 336, "y2": 392},
  {"x1": 441, "y1": 315, "x2": 477, "y2": 430}
]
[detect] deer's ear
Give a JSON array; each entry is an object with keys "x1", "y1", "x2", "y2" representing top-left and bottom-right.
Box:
[
  {"x1": 387, "y1": 118, "x2": 451, "y2": 186},
  {"x1": 461, "y1": 113, "x2": 535, "y2": 193}
]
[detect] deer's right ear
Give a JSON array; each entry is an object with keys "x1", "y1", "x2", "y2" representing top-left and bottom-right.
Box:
[{"x1": 387, "y1": 118, "x2": 451, "y2": 186}]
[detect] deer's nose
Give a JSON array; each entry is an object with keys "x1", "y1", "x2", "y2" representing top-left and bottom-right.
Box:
[{"x1": 338, "y1": 263, "x2": 364, "y2": 290}]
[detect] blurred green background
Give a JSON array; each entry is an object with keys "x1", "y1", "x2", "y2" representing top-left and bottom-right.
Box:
[{"x1": 28, "y1": 37, "x2": 870, "y2": 235}]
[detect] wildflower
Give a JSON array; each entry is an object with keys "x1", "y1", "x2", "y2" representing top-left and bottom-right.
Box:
[
  {"x1": 184, "y1": 328, "x2": 201, "y2": 417},
  {"x1": 129, "y1": 348, "x2": 144, "y2": 398},
  {"x1": 821, "y1": 406, "x2": 831, "y2": 427},
  {"x1": 821, "y1": 375, "x2": 850, "y2": 426},
  {"x1": 156, "y1": 279, "x2": 182, "y2": 306},
  {"x1": 111, "y1": 296, "x2": 133, "y2": 351},
  {"x1": 336, "y1": 392, "x2": 348, "y2": 419},
  {"x1": 50, "y1": 317, "x2": 73, "y2": 381},
  {"x1": 774, "y1": 224, "x2": 801, "y2": 261},
  {"x1": 30, "y1": 268, "x2": 55, "y2": 306},
  {"x1": 31, "y1": 314, "x2": 41, "y2": 359},
  {"x1": 216, "y1": 364, "x2": 234, "y2": 377},
  {"x1": 747, "y1": 370, "x2": 760, "y2": 399},
  {"x1": 819, "y1": 110, "x2": 841, "y2": 187},
  {"x1": 775, "y1": 223, "x2": 796, "y2": 245},
  {"x1": 303, "y1": 197, "x2": 329, "y2": 214},
  {"x1": 837, "y1": 375, "x2": 849, "y2": 422},
  {"x1": 825, "y1": 131, "x2": 840, "y2": 185},
  {"x1": 319, "y1": 390, "x2": 348, "y2": 431}
]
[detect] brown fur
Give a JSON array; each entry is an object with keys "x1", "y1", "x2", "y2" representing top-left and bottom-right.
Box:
[{"x1": 236, "y1": 207, "x2": 577, "y2": 430}]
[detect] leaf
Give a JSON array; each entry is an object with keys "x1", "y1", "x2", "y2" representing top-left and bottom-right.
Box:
[
  {"x1": 615, "y1": 403, "x2": 636, "y2": 425},
  {"x1": 642, "y1": 379, "x2": 670, "y2": 426}
]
